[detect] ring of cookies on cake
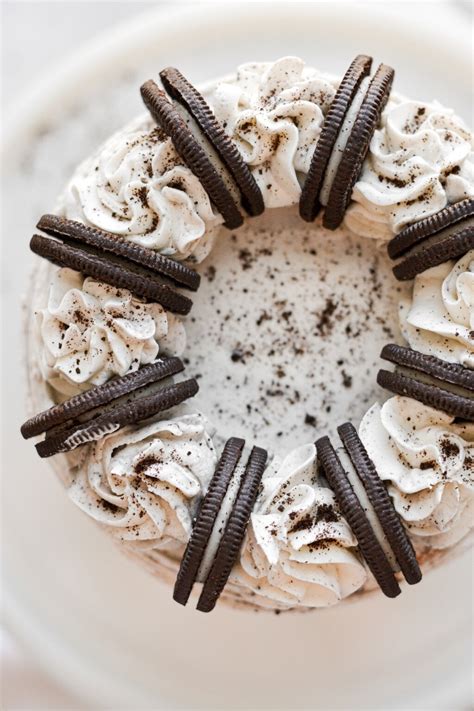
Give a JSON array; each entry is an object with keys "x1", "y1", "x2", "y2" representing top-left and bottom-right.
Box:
[{"x1": 22, "y1": 55, "x2": 473, "y2": 612}]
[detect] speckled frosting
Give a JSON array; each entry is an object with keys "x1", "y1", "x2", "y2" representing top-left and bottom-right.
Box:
[{"x1": 26, "y1": 57, "x2": 474, "y2": 611}]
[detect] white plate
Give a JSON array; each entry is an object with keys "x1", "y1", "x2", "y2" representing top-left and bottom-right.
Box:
[{"x1": 2, "y1": 3, "x2": 473, "y2": 709}]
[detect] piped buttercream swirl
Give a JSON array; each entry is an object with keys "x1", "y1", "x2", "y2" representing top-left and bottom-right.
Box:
[
  {"x1": 61, "y1": 116, "x2": 221, "y2": 262},
  {"x1": 36, "y1": 267, "x2": 185, "y2": 397},
  {"x1": 208, "y1": 56, "x2": 336, "y2": 208},
  {"x1": 69, "y1": 413, "x2": 217, "y2": 549},
  {"x1": 231, "y1": 443, "x2": 367, "y2": 608},
  {"x1": 400, "y1": 250, "x2": 474, "y2": 368},
  {"x1": 360, "y1": 397, "x2": 474, "y2": 549},
  {"x1": 346, "y1": 97, "x2": 474, "y2": 239}
]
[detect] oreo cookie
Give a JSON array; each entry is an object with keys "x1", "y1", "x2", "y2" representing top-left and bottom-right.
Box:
[
  {"x1": 387, "y1": 198, "x2": 474, "y2": 260},
  {"x1": 299, "y1": 54, "x2": 373, "y2": 222},
  {"x1": 30, "y1": 231, "x2": 193, "y2": 316},
  {"x1": 337, "y1": 422, "x2": 421, "y2": 585},
  {"x1": 21, "y1": 358, "x2": 184, "y2": 439},
  {"x1": 21, "y1": 358, "x2": 198, "y2": 457},
  {"x1": 316, "y1": 434, "x2": 401, "y2": 597},
  {"x1": 389, "y1": 203, "x2": 474, "y2": 280},
  {"x1": 173, "y1": 438, "x2": 267, "y2": 611},
  {"x1": 378, "y1": 343, "x2": 474, "y2": 420},
  {"x1": 37, "y1": 214, "x2": 200, "y2": 290},
  {"x1": 140, "y1": 79, "x2": 244, "y2": 229},
  {"x1": 197, "y1": 445, "x2": 267, "y2": 612},
  {"x1": 160, "y1": 67, "x2": 264, "y2": 217},
  {"x1": 323, "y1": 63, "x2": 395, "y2": 230},
  {"x1": 173, "y1": 437, "x2": 245, "y2": 606}
]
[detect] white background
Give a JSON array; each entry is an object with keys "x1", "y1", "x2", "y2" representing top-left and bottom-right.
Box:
[
  {"x1": 2, "y1": 4, "x2": 156, "y2": 709},
  {"x1": 1, "y1": 1, "x2": 473, "y2": 710}
]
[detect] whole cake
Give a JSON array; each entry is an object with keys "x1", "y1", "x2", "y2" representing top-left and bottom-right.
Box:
[{"x1": 22, "y1": 55, "x2": 474, "y2": 612}]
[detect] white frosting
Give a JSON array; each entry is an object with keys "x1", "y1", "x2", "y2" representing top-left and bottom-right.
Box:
[
  {"x1": 360, "y1": 397, "x2": 474, "y2": 549},
  {"x1": 400, "y1": 251, "x2": 474, "y2": 368},
  {"x1": 231, "y1": 444, "x2": 367, "y2": 608},
  {"x1": 36, "y1": 267, "x2": 185, "y2": 397},
  {"x1": 346, "y1": 97, "x2": 474, "y2": 239},
  {"x1": 203, "y1": 56, "x2": 336, "y2": 208},
  {"x1": 69, "y1": 413, "x2": 217, "y2": 548},
  {"x1": 61, "y1": 115, "x2": 221, "y2": 262},
  {"x1": 173, "y1": 101, "x2": 241, "y2": 205}
]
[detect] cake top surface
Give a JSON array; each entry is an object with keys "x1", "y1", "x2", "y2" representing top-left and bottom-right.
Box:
[{"x1": 24, "y1": 56, "x2": 474, "y2": 612}]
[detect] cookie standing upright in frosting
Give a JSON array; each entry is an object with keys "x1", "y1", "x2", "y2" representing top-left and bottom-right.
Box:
[{"x1": 22, "y1": 55, "x2": 474, "y2": 613}]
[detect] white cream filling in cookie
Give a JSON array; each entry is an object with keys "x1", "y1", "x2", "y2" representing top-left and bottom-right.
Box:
[
  {"x1": 173, "y1": 101, "x2": 242, "y2": 208},
  {"x1": 319, "y1": 76, "x2": 371, "y2": 206},
  {"x1": 335, "y1": 445, "x2": 399, "y2": 572},
  {"x1": 196, "y1": 456, "x2": 247, "y2": 583}
]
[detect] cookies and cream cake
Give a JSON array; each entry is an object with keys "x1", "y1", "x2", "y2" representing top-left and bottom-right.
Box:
[{"x1": 23, "y1": 56, "x2": 474, "y2": 612}]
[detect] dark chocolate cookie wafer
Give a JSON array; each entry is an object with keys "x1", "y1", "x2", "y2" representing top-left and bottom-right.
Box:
[
  {"x1": 35, "y1": 378, "x2": 199, "y2": 458},
  {"x1": 323, "y1": 63, "x2": 394, "y2": 230},
  {"x1": 197, "y1": 445, "x2": 268, "y2": 612},
  {"x1": 140, "y1": 80, "x2": 243, "y2": 229},
  {"x1": 173, "y1": 437, "x2": 245, "y2": 606},
  {"x1": 160, "y1": 67, "x2": 264, "y2": 217},
  {"x1": 299, "y1": 54, "x2": 373, "y2": 222},
  {"x1": 337, "y1": 422, "x2": 421, "y2": 585},
  {"x1": 381, "y1": 344, "x2": 474, "y2": 390},
  {"x1": 21, "y1": 357, "x2": 184, "y2": 439},
  {"x1": 388, "y1": 198, "x2": 474, "y2": 260},
  {"x1": 30, "y1": 234, "x2": 192, "y2": 315},
  {"x1": 316, "y1": 436, "x2": 401, "y2": 597},
  {"x1": 391, "y1": 218, "x2": 474, "y2": 281},
  {"x1": 377, "y1": 370, "x2": 474, "y2": 420},
  {"x1": 378, "y1": 343, "x2": 474, "y2": 420},
  {"x1": 37, "y1": 214, "x2": 200, "y2": 290}
]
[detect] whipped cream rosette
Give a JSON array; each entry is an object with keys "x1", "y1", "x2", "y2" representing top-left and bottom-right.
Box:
[
  {"x1": 69, "y1": 413, "x2": 217, "y2": 549},
  {"x1": 360, "y1": 397, "x2": 474, "y2": 549},
  {"x1": 345, "y1": 98, "x2": 474, "y2": 240},
  {"x1": 61, "y1": 116, "x2": 222, "y2": 261},
  {"x1": 207, "y1": 57, "x2": 335, "y2": 208},
  {"x1": 400, "y1": 250, "x2": 474, "y2": 368},
  {"x1": 231, "y1": 444, "x2": 367, "y2": 609},
  {"x1": 37, "y1": 267, "x2": 186, "y2": 397}
]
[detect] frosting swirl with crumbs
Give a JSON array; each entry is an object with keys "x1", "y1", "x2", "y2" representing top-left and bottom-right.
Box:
[
  {"x1": 61, "y1": 117, "x2": 221, "y2": 262},
  {"x1": 400, "y1": 250, "x2": 474, "y2": 368},
  {"x1": 37, "y1": 267, "x2": 185, "y2": 397},
  {"x1": 360, "y1": 397, "x2": 474, "y2": 549},
  {"x1": 345, "y1": 97, "x2": 474, "y2": 239},
  {"x1": 231, "y1": 444, "x2": 367, "y2": 608},
  {"x1": 68, "y1": 413, "x2": 217, "y2": 549}
]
